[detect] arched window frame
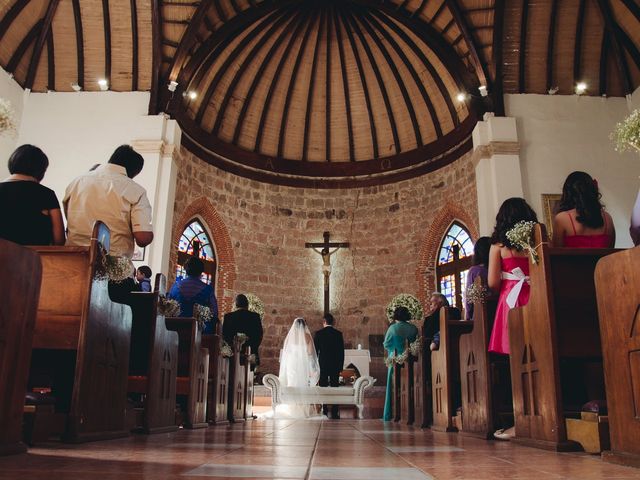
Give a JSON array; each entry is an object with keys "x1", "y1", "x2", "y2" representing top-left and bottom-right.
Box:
[
  {"x1": 435, "y1": 221, "x2": 474, "y2": 311},
  {"x1": 176, "y1": 218, "x2": 217, "y2": 285}
]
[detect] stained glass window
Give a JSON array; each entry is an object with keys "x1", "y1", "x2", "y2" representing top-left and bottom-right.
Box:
[
  {"x1": 436, "y1": 222, "x2": 473, "y2": 312},
  {"x1": 176, "y1": 220, "x2": 216, "y2": 285}
]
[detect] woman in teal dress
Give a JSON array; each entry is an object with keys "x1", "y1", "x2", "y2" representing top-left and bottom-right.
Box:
[{"x1": 383, "y1": 306, "x2": 418, "y2": 421}]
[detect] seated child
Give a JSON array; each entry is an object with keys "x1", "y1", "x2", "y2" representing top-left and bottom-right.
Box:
[{"x1": 136, "y1": 265, "x2": 152, "y2": 292}]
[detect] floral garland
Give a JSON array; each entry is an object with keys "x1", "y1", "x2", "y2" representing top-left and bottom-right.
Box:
[
  {"x1": 611, "y1": 109, "x2": 640, "y2": 154},
  {"x1": 245, "y1": 293, "x2": 265, "y2": 319},
  {"x1": 236, "y1": 333, "x2": 249, "y2": 345},
  {"x1": 95, "y1": 254, "x2": 135, "y2": 283},
  {"x1": 385, "y1": 293, "x2": 423, "y2": 324},
  {"x1": 506, "y1": 221, "x2": 539, "y2": 264},
  {"x1": 0, "y1": 98, "x2": 16, "y2": 137},
  {"x1": 385, "y1": 337, "x2": 422, "y2": 367},
  {"x1": 220, "y1": 341, "x2": 233, "y2": 358},
  {"x1": 158, "y1": 297, "x2": 181, "y2": 317},
  {"x1": 466, "y1": 282, "x2": 491, "y2": 305},
  {"x1": 409, "y1": 337, "x2": 422, "y2": 357},
  {"x1": 194, "y1": 304, "x2": 213, "y2": 322}
]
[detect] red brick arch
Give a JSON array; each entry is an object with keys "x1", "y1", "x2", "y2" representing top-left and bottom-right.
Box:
[
  {"x1": 170, "y1": 197, "x2": 237, "y2": 315},
  {"x1": 415, "y1": 203, "x2": 479, "y2": 307}
]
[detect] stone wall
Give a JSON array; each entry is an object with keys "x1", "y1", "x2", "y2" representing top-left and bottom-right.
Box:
[{"x1": 171, "y1": 148, "x2": 479, "y2": 379}]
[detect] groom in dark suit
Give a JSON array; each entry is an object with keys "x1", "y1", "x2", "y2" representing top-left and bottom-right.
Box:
[{"x1": 314, "y1": 313, "x2": 345, "y2": 419}]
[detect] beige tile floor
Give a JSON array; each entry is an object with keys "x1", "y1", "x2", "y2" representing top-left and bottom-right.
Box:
[{"x1": 0, "y1": 419, "x2": 638, "y2": 479}]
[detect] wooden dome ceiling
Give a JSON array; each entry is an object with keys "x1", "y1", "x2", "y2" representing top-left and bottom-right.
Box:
[{"x1": 1, "y1": 0, "x2": 639, "y2": 187}]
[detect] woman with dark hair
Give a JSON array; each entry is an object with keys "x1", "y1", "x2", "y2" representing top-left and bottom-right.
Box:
[
  {"x1": 0, "y1": 144, "x2": 65, "y2": 245},
  {"x1": 464, "y1": 236, "x2": 491, "y2": 320},
  {"x1": 552, "y1": 171, "x2": 615, "y2": 248},
  {"x1": 382, "y1": 306, "x2": 418, "y2": 421},
  {"x1": 487, "y1": 198, "x2": 538, "y2": 440}
]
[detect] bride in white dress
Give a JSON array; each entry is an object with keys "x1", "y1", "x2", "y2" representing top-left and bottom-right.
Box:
[{"x1": 266, "y1": 317, "x2": 323, "y2": 418}]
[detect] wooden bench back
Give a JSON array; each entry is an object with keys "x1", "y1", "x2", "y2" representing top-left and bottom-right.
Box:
[
  {"x1": 0, "y1": 239, "x2": 42, "y2": 455},
  {"x1": 595, "y1": 246, "x2": 640, "y2": 466},
  {"x1": 508, "y1": 223, "x2": 616, "y2": 449}
]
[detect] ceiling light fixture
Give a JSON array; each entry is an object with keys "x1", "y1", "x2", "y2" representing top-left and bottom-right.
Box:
[
  {"x1": 187, "y1": 91, "x2": 197, "y2": 100},
  {"x1": 168, "y1": 80, "x2": 178, "y2": 92},
  {"x1": 575, "y1": 82, "x2": 587, "y2": 95},
  {"x1": 456, "y1": 92, "x2": 467, "y2": 102},
  {"x1": 71, "y1": 82, "x2": 82, "y2": 92},
  {"x1": 98, "y1": 79, "x2": 108, "y2": 91}
]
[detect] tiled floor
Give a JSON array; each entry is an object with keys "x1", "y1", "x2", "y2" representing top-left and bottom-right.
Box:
[{"x1": 0, "y1": 420, "x2": 638, "y2": 479}]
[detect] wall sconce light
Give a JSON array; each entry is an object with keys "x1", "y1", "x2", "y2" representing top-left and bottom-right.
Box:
[
  {"x1": 575, "y1": 82, "x2": 587, "y2": 95},
  {"x1": 98, "y1": 79, "x2": 108, "y2": 91}
]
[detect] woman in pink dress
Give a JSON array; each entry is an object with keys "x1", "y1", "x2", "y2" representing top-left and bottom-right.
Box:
[
  {"x1": 487, "y1": 198, "x2": 538, "y2": 440},
  {"x1": 552, "y1": 171, "x2": 615, "y2": 248}
]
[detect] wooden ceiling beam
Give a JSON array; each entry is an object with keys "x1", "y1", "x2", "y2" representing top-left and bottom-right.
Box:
[
  {"x1": 546, "y1": 0, "x2": 558, "y2": 91},
  {"x1": 441, "y1": 18, "x2": 455, "y2": 35},
  {"x1": 254, "y1": 9, "x2": 311, "y2": 152},
  {"x1": 340, "y1": 6, "x2": 378, "y2": 159},
  {"x1": 149, "y1": 0, "x2": 162, "y2": 113},
  {"x1": 466, "y1": 6, "x2": 494, "y2": 14},
  {"x1": 491, "y1": 0, "x2": 505, "y2": 115},
  {"x1": 599, "y1": 31, "x2": 609, "y2": 95},
  {"x1": 363, "y1": 9, "x2": 442, "y2": 138},
  {"x1": 358, "y1": 7, "x2": 422, "y2": 146},
  {"x1": 518, "y1": 0, "x2": 529, "y2": 93},
  {"x1": 7, "y1": 20, "x2": 42, "y2": 75},
  {"x1": 163, "y1": 39, "x2": 180, "y2": 48},
  {"x1": 302, "y1": 8, "x2": 326, "y2": 161},
  {"x1": 213, "y1": 0, "x2": 228, "y2": 22},
  {"x1": 595, "y1": 0, "x2": 632, "y2": 94},
  {"x1": 130, "y1": 0, "x2": 139, "y2": 91},
  {"x1": 429, "y1": 1, "x2": 447, "y2": 24},
  {"x1": 345, "y1": 7, "x2": 401, "y2": 154},
  {"x1": 102, "y1": 0, "x2": 111, "y2": 87},
  {"x1": 47, "y1": 29, "x2": 55, "y2": 90},
  {"x1": 229, "y1": 0, "x2": 242, "y2": 15},
  {"x1": 333, "y1": 7, "x2": 355, "y2": 161},
  {"x1": 412, "y1": 0, "x2": 429, "y2": 19},
  {"x1": 0, "y1": 0, "x2": 30, "y2": 44},
  {"x1": 72, "y1": 0, "x2": 85, "y2": 90},
  {"x1": 619, "y1": 0, "x2": 640, "y2": 22},
  {"x1": 277, "y1": 11, "x2": 319, "y2": 158},
  {"x1": 211, "y1": 12, "x2": 297, "y2": 136},
  {"x1": 616, "y1": 24, "x2": 640, "y2": 70},
  {"x1": 165, "y1": 19, "x2": 190, "y2": 25},
  {"x1": 573, "y1": 0, "x2": 586, "y2": 85},
  {"x1": 25, "y1": 0, "x2": 60, "y2": 91},
  {"x1": 325, "y1": 7, "x2": 332, "y2": 161}
]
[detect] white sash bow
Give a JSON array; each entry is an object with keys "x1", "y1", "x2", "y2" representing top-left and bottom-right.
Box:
[{"x1": 501, "y1": 267, "x2": 530, "y2": 309}]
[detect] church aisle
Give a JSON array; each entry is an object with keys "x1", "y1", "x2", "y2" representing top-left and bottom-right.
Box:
[{"x1": 0, "y1": 419, "x2": 638, "y2": 480}]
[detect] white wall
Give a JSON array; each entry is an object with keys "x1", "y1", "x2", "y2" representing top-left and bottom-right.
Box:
[
  {"x1": 505, "y1": 93, "x2": 640, "y2": 248},
  {"x1": 0, "y1": 69, "x2": 26, "y2": 177},
  {"x1": 16, "y1": 90, "x2": 179, "y2": 275}
]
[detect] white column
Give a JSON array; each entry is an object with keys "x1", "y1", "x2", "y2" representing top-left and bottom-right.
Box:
[
  {"x1": 473, "y1": 114, "x2": 524, "y2": 236},
  {"x1": 131, "y1": 116, "x2": 181, "y2": 277}
]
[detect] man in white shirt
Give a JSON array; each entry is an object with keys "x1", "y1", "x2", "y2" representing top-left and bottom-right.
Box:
[{"x1": 63, "y1": 145, "x2": 154, "y2": 257}]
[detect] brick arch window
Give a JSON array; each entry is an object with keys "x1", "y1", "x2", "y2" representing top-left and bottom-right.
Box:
[
  {"x1": 176, "y1": 219, "x2": 216, "y2": 285},
  {"x1": 436, "y1": 222, "x2": 474, "y2": 309}
]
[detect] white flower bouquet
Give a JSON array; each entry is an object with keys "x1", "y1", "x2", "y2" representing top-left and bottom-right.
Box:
[
  {"x1": 194, "y1": 304, "x2": 213, "y2": 322},
  {"x1": 221, "y1": 341, "x2": 233, "y2": 358},
  {"x1": 159, "y1": 297, "x2": 181, "y2": 317},
  {"x1": 246, "y1": 293, "x2": 265, "y2": 319},
  {"x1": 385, "y1": 293, "x2": 424, "y2": 324},
  {"x1": 506, "y1": 221, "x2": 539, "y2": 264},
  {"x1": 236, "y1": 333, "x2": 249, "y2": 345},
  {"x1": 0, "y1": 98, "x2": 16, "y2": 137},
  {"x1": 465, "y1": 282, "x2": 491, "y2": 305},
  {"x1": 611, "y1": 109, "x2": 640, "y2": 154},
  {"x1": 96, "y1": 255, "x2": 134, "y2": 282},
  {"x1": 409, "y1": 337, "x2": 422, "y2": 357}
]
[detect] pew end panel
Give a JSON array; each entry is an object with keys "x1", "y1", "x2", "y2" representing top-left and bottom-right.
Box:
[
  {"x1": 398, "y1": 339, "x2": 416, "y2": 425},
  {"x1": 165, "y1": 316, "x2": 209, "y2": 429},
  {"x1": 459, "y1": 277, "x2": 500, "y2": 439},
  {"x1": 508, "y1": 224, "x2": 616, "y2": 451},
  {"x1": 595, "y1": 246, "x2": 640, "y2": 468},
  {"x1": 0, "y1": 240, "x2": 42, "y2": 456},
  {"x1": 29, "y1": 223, "x2": 133, "y2": 443},
  {"x1": 228, "y1": 337, "x2": 248, "y2": 423},
  {"x1": 202, "y1": 331, "x2": 229, "y2": 425},
  {"x1": 127, "y1": 274, "x2": 179, "y2": 434},
  {"x1": 412, "y1": 336, "x2": 432, "y2": 429},
  {"x1": 431, "y1": 307, "x2": 472, "y2": 432}
]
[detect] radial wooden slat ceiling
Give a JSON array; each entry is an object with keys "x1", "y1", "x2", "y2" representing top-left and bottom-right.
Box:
[{"x1": 1, "y1": 0, "x2": 639, "y2": 187}]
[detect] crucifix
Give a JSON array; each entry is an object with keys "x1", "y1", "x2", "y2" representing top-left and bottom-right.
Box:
[{"x1": 305, "y1": 231, "x2": 349, "y2": 315}]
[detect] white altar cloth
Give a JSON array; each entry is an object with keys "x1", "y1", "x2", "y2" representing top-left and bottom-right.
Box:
[{"x1": 343, "y1": 349, "x2": 371, "y2": 378}]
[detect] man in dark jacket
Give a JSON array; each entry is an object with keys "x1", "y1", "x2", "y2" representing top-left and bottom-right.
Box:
[
  {"x1": 222, "y1": 294, "x2": 263, "y2": 369},
  {"x1": 314, "y1": 313, "x2": 345, "y2": 418}
]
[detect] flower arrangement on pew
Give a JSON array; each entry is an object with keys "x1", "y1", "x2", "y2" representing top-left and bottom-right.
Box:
[
  {"x1": 611, "y1": 109, "x2": 640, "y2": 154},
  {"x1": 193, "y1": 304, "x2": 212, "y2": 329},
  {"x1": 506, "y1": 221, "x2": 539, "y2": 264},
  {"x1": 465, "y1": 282, "x2": 491, "y2": 305},
  {"x1": 220, "y1": 342, "x2": 233, "y2": 358},
  {"x1": 236, "y1": 333, "x2": 249, "y2": 345},
  {"x1": 0, "y1": 98, "x2": 16, "y2": 137},
  {"x1": 95, "y1": 255, "x2": 135, "y2": 282},
  {"x1": 158, "y1": 297, "x2": 181, "y2": 317},
  {"x1": 385, "y1": 293, "x2": 423, "y2": 325},
  {"x1": 385, "y1": 337, "x2": 422, "y2": 367}
]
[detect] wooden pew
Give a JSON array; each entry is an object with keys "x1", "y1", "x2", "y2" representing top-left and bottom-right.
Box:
[
  {"x1": 595, "y1": 246, "x2": 640, "y2": 467},
  {"x1": 508, "y1": 224, "x2": 616, "y2": 450},
  {"x1": 165, "y1": 316, "x2": 209, "y2": 429},
  {"x1": 244, "y1": 349, "x2": 255, "y2": 419},
  {"x1": 431, "y1": 307, "x2": 472, "y2": 432},
  {"x1": 28, "y1": 222, "x2": 132, "y2": 443},
  {"x1": 0, "y1": 240, "x2": 42, "y2": 455},
  {"x1": 127, "y1": 274, "x2": 179, "y2": 433},
  {"x1": 413, "y1": 335, "x2": 432, "y2": 428},
  {"x1": 458, "y1": 277, "x2": 501, "y2": 438},
  {"x1": 227, "y1": 336, "x2": 248, "y2": 422},
  {"x1": 399, "y1": 340, "x2": 416, "y2": 425},
  {"x1": 202, "y1": 328, "x2": 229, "y2": 424}
]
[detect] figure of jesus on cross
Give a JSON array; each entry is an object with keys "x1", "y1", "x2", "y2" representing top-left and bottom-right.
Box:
[{"x1": 305, "y1": 231, "x2": 349, "y2": 315}]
